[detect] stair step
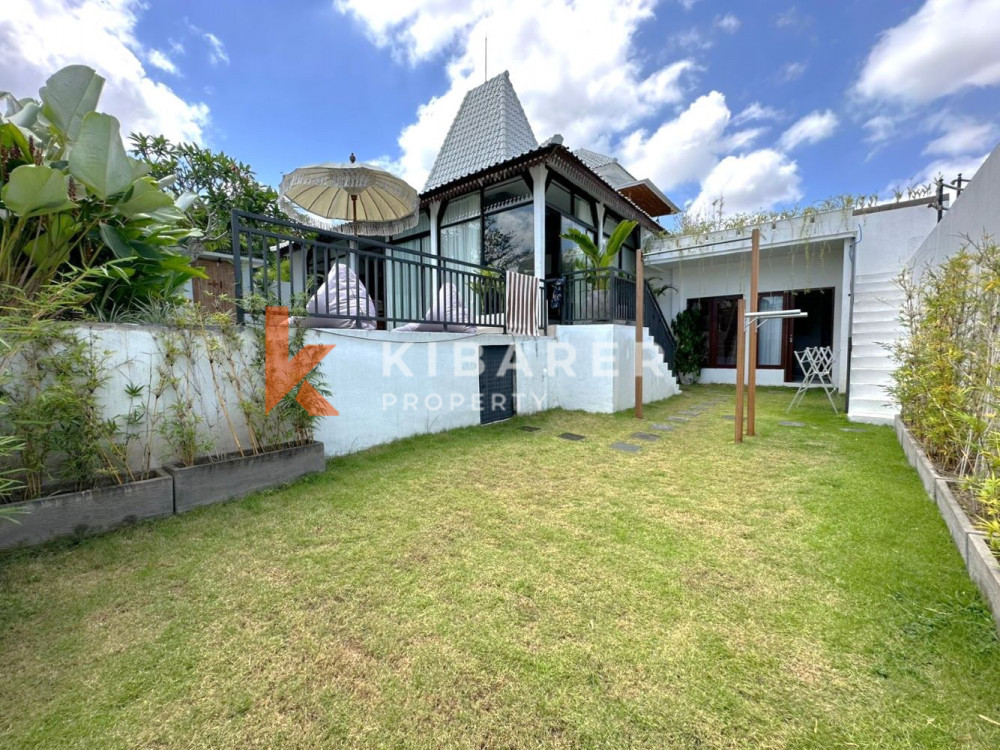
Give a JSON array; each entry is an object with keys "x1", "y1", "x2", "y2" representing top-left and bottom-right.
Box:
[
  {"x1": 852, "y1": 319, "x2": 902, "y2": 334},
  {"x1": 854, "y1": 281, "x2": 903, "y2": 297},
  {"x1": 853, "y1": 298, "x2": 904, "y2": 313},
  {"x1": 855, "y1": 271, "x2": 899, "y2": 283},
  {"x1": 851, "y1": 343, "x2": 891, "y2": 357}
]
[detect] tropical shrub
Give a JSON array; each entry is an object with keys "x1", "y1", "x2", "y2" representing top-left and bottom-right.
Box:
[
  {"x1": 0, "y1": 284, "x2": 133, "y2": 501},
  {"x1": 890, "y1": 240, "x2": 1000, "y2": 556},
  {"x1": 0, "y1": 65, "x2": 205, "y2": 313},
  {"x1": 670, "y1": 307, "x2": 705, "y2": 384},
  {"x1": 561, "y1": 219, "x2": 638, "y2": 290},
  {"x1": 129, "y1": 133, "x2": 281, "y2": 254}
]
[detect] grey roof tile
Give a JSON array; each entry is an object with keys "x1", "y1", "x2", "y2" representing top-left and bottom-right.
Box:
[{"x1": 423, "y1": 71, "x2": 538, "y2": 192}]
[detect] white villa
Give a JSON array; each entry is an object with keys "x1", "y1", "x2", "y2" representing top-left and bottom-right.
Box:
[{"x1": 221, "y1": 70, "x2": 999, "y2": 455}]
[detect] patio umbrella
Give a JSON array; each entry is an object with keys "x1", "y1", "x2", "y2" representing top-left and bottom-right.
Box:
[{"x1": 278, "y1": 153, "x2": 419, "y2": 236}]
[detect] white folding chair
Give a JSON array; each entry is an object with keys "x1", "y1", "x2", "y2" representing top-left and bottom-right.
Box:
[{"x1": 787, "y1": 346, "x2": 838, "y2": 413}]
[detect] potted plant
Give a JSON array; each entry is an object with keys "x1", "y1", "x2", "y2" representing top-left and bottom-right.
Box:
[
  {"x1": 560, "y1": 219, "x2": 637, "y2": 321},
  {"x1": 159, "y1": 299, "x2": 327, "y2": 514},
  {"x1": 670, "y1": 307, "x2": 705, "y2": 385}
]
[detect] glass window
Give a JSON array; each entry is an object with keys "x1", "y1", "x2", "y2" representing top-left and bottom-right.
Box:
[
  {"x1": 484, "y1": 179, "x2": 531, "y2": 212},
  {"x1": 620, "y1": 247, "x2": 636, "y2": 275},
  {"x1": 757, "y1": 293, "x2": 784, "y2": 366},
  {"x1": 440, "y1": 219, "x2": 481, "y2": 266},
  {"x1": 560, "y1": 215, "x2": 592, "y2": 273},
  {"x1": 441, "y1": 192, "x2": 481, "y2": 226},
  {"x1": 712, "y1": 297, "x2": 739, "y2": 367},
  {"x1": 546, "y1": 182, "x2": 571, "y2": 215},
  {"x1": 687, "y1": 295, "x2": 741, "y2": 368},
  {"x1": 394, "y1": 210, "x2": 430, "y2": 243},
  {"x1": 484, "y1": 205, "x2": 534, "y2": 274},
  {"x1": 573, "y1": 195, "x2": 593, "y2": 227}
]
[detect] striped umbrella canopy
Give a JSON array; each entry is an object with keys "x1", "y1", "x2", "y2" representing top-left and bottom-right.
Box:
[{"x1": 278, "y1": 153, "x2": 419, "y2": 236}]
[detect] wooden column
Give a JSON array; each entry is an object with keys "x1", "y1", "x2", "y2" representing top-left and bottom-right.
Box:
[
  {"x1": 635, "y1": 248, "x2": 644, "y2": 420},
  {"x1": 747, "y1": 227, "x2": 760, "y2": 436},
  {"x1": 734, "y1": 296, "x2": 746, "y2": 444}
]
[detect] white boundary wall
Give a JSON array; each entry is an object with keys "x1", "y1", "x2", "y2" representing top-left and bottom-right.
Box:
[
  {"x1": 76, "y1": 323, "x2": 678, "y2": 466},
  {"x1": 910, "y1": 143, "x2": 1000, "y2": 272}
]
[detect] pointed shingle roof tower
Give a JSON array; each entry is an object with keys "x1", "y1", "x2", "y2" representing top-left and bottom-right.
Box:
[{"x1": 423, "y1": 71, "x2": 538, "y2": 192}]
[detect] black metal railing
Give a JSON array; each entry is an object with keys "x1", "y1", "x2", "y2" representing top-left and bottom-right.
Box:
[
  {"x1": 557, "y1": 267, "x2": 637, "y2": 324},
  {"x1": 643, "y1": 281, "x2": 677, "y2": 375},
  {"x1": 231, "y1": 211, "x2": 546, "y2": 333}
]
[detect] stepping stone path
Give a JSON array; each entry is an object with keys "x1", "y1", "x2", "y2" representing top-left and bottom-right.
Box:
[
  {"x1": 519, "y1": 426, "x2": 540, "y2": 432},
  {"x1": 559, "y1": 432, "x2": 586, "y2": 441},
  {"x1": 840, "y1": 427, "x2": 867, "y2": 433},
  {"x1": 650, "y1": 423, "x2": 674, "y2": 431},
  {"x1": 668, "y1": 416, "x2": 690, "y2": 423},
  {"x1": 631, "y1": 432, "x2": 660, "y2": 442},
  {"x1": 610, "y1": 442, "x2": 641, "y2": 453},
  {"x1": 778, "y1": 421, "x2": 805, "y2": 427}
]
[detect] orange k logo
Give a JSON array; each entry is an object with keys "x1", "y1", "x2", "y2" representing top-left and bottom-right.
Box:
[{"x1": 265, "y1": 307, "x2": 338, "y2": 416}]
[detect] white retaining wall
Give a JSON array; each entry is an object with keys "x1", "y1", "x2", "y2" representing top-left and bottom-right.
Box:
[{"x1": 76, "y1": 323, "x2": 678, "y2": 466}]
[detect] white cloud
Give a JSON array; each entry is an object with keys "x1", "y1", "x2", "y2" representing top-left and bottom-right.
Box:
[
  {"x1": 919, "y1": 152, "x2": 989, "y2": 184},
  {"x1": 733, "y1": 102, "x2": 783, "y2": 126},
  {"x1": 714, "y1": 14, "x2": 741, "y2": 33},
  {"x1": 724, "y1": 127, "x2": 767, "y2": 151},
  {"x1": 147, "y1": 49, "x2": 179, "y2": 75},
  {"x1": 688, "y1": 149, "x2": 802, "y2": 216},
  {"x1": 778, "y1": 110, "x2": 838, "y2": 151},
  {"x1": 855, "y1": 0, "x2": 1000, "y2": 103},
  {"x1": 923, "y1": 115, "x2": 999, "y2": 156},
  {"x1": 336, "y1": 0, "x2": 703, "y2": 189},
  {"x1": 339, "y1": 0, "x2": 811, "y2": 217},
  {"x1": 780, "y1": 61, "x2": 807, "y2": 82},
  {"x1": 619, "y1": 92, "x2": 732, "y2": 191},
  {"x1": 863, "y1": 114, "x2": 899, "y2": 145},
  {"x1": 0, "y1": 0, "x2": 209, "y2": 142},
  {"x1": 774, "y1": 7, "x2": 811, "y2": 30},
  {"x1": 671, "y1": 28, "x2": 712, "y2": 51},
  {"x1": 203, "y1": 31, "x2": 229, "y2": 66}
]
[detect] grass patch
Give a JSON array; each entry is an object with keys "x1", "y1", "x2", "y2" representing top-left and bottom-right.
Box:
[{"x1": 2, "y1": 386, "x2": 999, "y2": 747}]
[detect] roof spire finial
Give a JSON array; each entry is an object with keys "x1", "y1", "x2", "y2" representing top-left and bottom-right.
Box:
[{"x1": 349, "y1": 152, "x2": 356, "y2": 164}]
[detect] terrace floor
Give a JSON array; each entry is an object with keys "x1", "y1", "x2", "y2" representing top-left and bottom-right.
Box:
[{"x1": 2, "y1": 386, "x2": 1000, "y2": 747}]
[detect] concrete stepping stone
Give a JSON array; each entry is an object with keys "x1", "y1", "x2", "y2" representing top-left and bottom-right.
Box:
[
  {"x1": 559, "y1": 432, "x2": 586, "y2": 441},
  {"x1": 519, "y1": 426, "x2": 540, "y2": 432},
  {"x1": 610, "y1": 442, "x2": 641, "y2": 453},
  {"x1": 631, "y1": 432, "x2": 660, "y2": 441},
  {"x1": 668, "y1": 416, "x2": 689, "y2": 423},
  {"x1": 779, "y1": 420, "x2": 805, "y2": 427},
  {"x1": 650, "y1": 423, "x2": 675, "y2": 431},
  {"x1": 840, "y1": 427, "x2": 867, "y2": 433}
]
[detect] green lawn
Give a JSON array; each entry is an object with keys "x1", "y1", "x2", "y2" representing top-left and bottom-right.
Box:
[{"x1": 2, "y1": 386, "x2": 999, "y2": 748}]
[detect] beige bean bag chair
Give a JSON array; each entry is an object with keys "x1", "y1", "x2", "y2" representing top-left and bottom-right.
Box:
[
  {"x1": 394, "y1": 283, "x2": 476, "y2": 333},
  {"x1": 294, "y1": 263, "x2": 377, "y2": 329}
]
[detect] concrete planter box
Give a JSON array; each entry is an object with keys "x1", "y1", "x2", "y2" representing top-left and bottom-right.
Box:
[
  {"x1": 0, "y1": 470, "x2": 173, "y2": 551},
  {"x1": 165, "y1": 441, "x2": 325, "y2": 514},
  {"x1": 895, "y1": 416, "x2": 1000, "y2": 634}
]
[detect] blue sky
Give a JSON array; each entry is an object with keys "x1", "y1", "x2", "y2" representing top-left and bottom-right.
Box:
[{"x1": 3, "y1": 0, "x2": 999, "y2": 225}]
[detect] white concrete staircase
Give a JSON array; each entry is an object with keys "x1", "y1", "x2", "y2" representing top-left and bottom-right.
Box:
[{"x1": 848, "y1": 271, "x2": 904, "y2": 424}]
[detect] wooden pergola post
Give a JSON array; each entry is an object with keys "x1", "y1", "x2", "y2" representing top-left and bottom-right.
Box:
[
  {"x1": 747, "y1": 227, "x2": 760, "y2": 436},
  {"x1": 734, "y1": 296, "x2": 746, "y2": 443}
]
